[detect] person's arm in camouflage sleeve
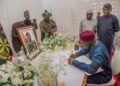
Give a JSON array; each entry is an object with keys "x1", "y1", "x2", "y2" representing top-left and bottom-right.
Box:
[
  {"x1": 51, "y1": 20, "x2": 57, "y2": 32},
  {"x1": 39, "y1": 22, "x2": 47, "y2": 33}
]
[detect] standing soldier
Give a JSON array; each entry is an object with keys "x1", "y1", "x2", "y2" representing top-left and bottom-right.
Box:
[{"x1": 40, "y1": 10, "x2": 57, "y2": 41}]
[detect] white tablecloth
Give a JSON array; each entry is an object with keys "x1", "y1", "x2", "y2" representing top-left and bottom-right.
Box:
[{"x1": 32, "y1": 50, "x2": 85, "y2": 86}]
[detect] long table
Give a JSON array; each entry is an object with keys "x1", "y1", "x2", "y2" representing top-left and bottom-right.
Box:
[{"x1": 32, "y1": 50, "x2": 86, "y2": 86}]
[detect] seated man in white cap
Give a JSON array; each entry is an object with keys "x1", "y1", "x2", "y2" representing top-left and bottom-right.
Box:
[
  {"x1": 40, "y1": 10, "x2": 57, "y2": 41},
  {"x1": 80, "y1": 10, "x2": 97, "y2": 32}
]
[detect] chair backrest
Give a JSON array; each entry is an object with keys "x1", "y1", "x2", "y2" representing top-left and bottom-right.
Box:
[{"x1": 87, "y1": 75, "x2": 115, "y2": 86}]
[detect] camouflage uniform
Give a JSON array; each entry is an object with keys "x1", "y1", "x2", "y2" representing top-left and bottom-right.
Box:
[{"x1": 40, "y1": 10, "x2": 57, "y2": 40}]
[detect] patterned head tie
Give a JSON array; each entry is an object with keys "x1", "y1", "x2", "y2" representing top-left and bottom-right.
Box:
[{"x1": 42, "y1": 10, "x2": 52, "y2": 18}]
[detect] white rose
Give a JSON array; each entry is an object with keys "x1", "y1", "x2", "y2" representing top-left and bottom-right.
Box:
[{"x1": 12, "y1": 78, "x2": 23, "y2": 85}]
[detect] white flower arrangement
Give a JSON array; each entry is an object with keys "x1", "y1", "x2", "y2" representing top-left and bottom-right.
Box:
[
  {"x1": 38, "y1": 52, "x2": 66, "y2": 86},
  {"x1": 17, "y1": 59, "x2": 37, "y2": 86},
  {"x1": 40, "y1": 33, "x2": 75, "y2": 51},
  {"x1": 0, "y1": 71, "x2": 10, "y2": 83},
  {"x1": 0, "y1": 59, "x2": 37, "y2": 86},
  {"x1": 0, "y1": 62, "x2": 18, "y2": 85}
]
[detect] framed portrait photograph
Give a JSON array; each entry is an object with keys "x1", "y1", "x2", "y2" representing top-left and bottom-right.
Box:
[{"x1": 17, "y1": 26, "x2": 40, "y2": 59}]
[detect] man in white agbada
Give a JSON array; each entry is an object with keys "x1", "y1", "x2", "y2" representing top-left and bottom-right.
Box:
[{"x1": 80, "y1": 10, "x2": 97, "y2": 32}]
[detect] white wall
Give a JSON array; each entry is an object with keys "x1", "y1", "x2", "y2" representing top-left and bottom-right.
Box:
[
  {"x1": 33, "y1": 0, "x2": 120, "y2": 38},
  {"x1": 0, "y1": 0, "x2": 43, "y2": 52},
  {"x1": 0, "y1": 0, "x2": 120, "y2": 52}
]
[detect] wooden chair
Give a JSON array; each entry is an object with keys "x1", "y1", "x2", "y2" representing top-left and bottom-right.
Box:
[
  {"x1": 87, "y1": 76, "x2": 115, "y2": 86},
  {"x1": 81, "y1": 74, "x2": 115, "y2": 86},
  {"x1": 81, "y1": 75, "x2": 88, "y2": 86}
]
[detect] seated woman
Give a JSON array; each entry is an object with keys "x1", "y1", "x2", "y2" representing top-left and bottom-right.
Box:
[{"x1": 68, "y1": 30, "x2": 112, "y2": 84}]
